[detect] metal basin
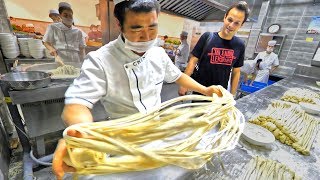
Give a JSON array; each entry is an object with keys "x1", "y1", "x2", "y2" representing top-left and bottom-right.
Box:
[
  {"x1": 0, "y1": 71, "x2": 51, "y2": 90},
  {"x1": 24, "y1": 62, "x2": 81, "y2": 79},
  {"x1": 25, "y1": 62, "x2": 81, "y2": 72}
]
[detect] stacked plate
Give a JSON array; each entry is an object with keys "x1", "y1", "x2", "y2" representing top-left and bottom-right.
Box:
[
  {"x1": 18, "y1": 38, "x2": 32, "y2": 58},
  {"x1": 0, "y1": 33, "x2": 20, "y2": 59},
  {"x1": 28, "y1": 39, "x2": 45, "y2": 59}
]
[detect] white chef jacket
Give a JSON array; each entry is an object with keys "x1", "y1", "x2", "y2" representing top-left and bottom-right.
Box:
[
  {"x1": 254, "y1": 51, "x2": 279, "y2": 83},
  {"x1": 43, "y1": 22, "x2": 86, "y2": 63},
  {"x1": 240, "y1": 60, "x2": 257, "y2": 75},
  {"x1": 65, "y1": 35, "x2": 182, "y2": 119},
  {"x1": 175, "y1": 40, "x2": 190, "y2": 64}
]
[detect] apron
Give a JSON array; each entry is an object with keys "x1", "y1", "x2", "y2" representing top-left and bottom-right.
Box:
[{"x1": 255, "y1": 69, "x2": 269, "y2": 83}]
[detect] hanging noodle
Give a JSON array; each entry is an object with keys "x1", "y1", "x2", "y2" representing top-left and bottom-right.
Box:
[{"x1": 62, "y1": 86, "x2": 245, "y2": 176}]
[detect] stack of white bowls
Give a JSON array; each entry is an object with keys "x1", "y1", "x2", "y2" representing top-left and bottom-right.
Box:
[
  {"x1": 28, "y1": 39, "x2": 45, "y2": 59},
  {"x1": 0, "y1": 33, "x2": 20, "y2": 59},
  {"x1": 18, "y1": 38, "x2": 32, "y2": 58}
]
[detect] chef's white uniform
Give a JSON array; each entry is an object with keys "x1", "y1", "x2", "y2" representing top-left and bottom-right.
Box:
[
  {"x1": 43, "y1": 22, "x2": 86, "y2": 63},
  {"x1": 254, "y1": 51, "x2": 279, "y2": 83},
  {"x1": 65, "y1": 35, "x2": 182, "y2": 119},
  {"x1": 174, "y1": 40, "x2": 190, "y2": 71}
]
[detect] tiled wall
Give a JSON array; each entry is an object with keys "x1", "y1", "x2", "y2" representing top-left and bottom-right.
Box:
[
  {"x1": 262, "y1": 0, "x2": 320, "y2": 76},
  {"x1": 0, "y1": 0, "x2": 11, "y2": 74}
]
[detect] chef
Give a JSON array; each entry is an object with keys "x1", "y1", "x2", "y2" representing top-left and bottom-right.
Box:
[
  {"x1": 52, "y1": 0, "x2": 223, "y2": 179},
  {"x1": 43, "y1": 2, "x2": 86, "y2": 63},
  {"x1": 48, "y1": 9, "x2": 61, "y2": 23},
  {"x1": 175, "y1": 31, "x2": 190, "y2": 71},
  {"x1": 253, "y1": 40, "x2": 279, "y2": 83}
]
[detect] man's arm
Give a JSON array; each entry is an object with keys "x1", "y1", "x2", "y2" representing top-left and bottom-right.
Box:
[
  {"x1": 269, "y1": 65, "x2": 279, "y2": 74},
  {"x1": 176, "y1": 73, "x2": 222, "y2": 97},
  {"x1": 184, "y1": 55, "x2": 198, "y2": 76},
  {"x1": 43, "y1": 42, "x2": 57, "y2": 57},
  {"x1": 79, "y1": 47, "x2": 86, "y2": 62},
  {"x1": 178, "y1": 55, "x2": 199, "y2": 95},
  {"x1": 230, "y1": 67, "x2": 241, "y2": 95},
  {"x1": 62, "y1": 104, "x2": 93, "y2": 126}
]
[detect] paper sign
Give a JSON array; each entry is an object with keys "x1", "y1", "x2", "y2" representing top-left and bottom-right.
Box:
[{"x1": 306, "y1": 37, "x2": 314, "y2": 42}]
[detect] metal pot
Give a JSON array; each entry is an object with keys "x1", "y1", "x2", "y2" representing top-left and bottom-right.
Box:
[{"x1": 0, "y1": 71, "x2": 51, "y2": 90}]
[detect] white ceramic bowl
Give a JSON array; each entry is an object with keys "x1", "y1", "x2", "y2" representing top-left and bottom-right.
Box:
[
  {"x1": 241, "y1": 123, "x2": 275, "y2": 146},
  {"x1": 299, "y1": 102, "x2": 320, "y2": 115}
]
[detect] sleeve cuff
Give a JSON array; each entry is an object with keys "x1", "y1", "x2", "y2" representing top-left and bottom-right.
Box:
[
  {"x1": 167, "y1": 72, "x2": 182, "y2": 83},
  {"x1": 65, "y1": 97, "x2": 94, "y2": 109}
]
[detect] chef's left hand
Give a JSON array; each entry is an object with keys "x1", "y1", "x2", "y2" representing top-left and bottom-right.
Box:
[
  {"x1": 53, "y1": 129, "x2": 83, "y2": 180},
  {"x1": 204, "y1": 85, "x2": 223, "y2": 97}
]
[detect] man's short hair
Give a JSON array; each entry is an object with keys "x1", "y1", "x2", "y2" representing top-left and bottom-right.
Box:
[
  {"x1": 225, "y1": 1, "x2": 250, "y2": 24},
  {"x1": 58, "y1": 6, "x2": 73, "y2": 14},
  {"x1": 114, "y1": 0, "x2": 160, "y2": 30}
]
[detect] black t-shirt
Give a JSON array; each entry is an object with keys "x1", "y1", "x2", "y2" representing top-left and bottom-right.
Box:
[{"x1": 191, "y1": 32, "x2": 245, "y2": 89}]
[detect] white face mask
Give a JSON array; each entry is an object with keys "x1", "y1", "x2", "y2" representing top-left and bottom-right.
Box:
[
  {"x1": 124, "y1": 35, "x2": 156, "y2": 53},
  {"x1": 266, "y1": 47, "x2": 274, "y2": 53},
  {"x1": 62, "y1": 17, "x2": 73, "y2": 26}
]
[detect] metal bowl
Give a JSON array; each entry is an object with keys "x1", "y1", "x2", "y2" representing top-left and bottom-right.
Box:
[{"x1": 0, "y1": 71, "x2": 51, "y2": 90}]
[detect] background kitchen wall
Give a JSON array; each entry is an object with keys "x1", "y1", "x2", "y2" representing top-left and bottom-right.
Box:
[{"x1": 261, "y1": 0, "x2": 320, "y2": 75}]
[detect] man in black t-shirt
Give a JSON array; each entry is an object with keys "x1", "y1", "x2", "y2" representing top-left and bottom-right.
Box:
[{"x1": 179, "y1": 1, "x2": 250, "y2": 97}]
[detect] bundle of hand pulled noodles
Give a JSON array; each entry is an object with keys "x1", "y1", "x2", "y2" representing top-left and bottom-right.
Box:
[
  {"x1": 62, "y1": 86, "x2": 245, "y2": 175},
  {"x1": 281, "y1": 88, "x2": 320, "y2": 104},
  {"x1": 249, "y1": 101, "x2": 319, "y2": 155},
  {"x1": 238, "y1": 156, "x2": 301, "y2": 180}
]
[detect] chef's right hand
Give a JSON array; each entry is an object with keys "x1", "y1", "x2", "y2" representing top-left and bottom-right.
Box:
[
  {"x1": 53, "y1": 129, "x2": 82, "y2": 180},
  {"x1": 50, "y1": 49, "x2": 58, "y2": 57},
  {"x1": 178, "y1": 86, "x2": 188, "y2": 96}
]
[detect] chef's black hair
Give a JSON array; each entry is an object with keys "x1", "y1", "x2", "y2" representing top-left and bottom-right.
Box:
[
  {"x1": 225, "y1": 1, "x2": 250, "y2": 24},
  {"x1": 114, "y1": 0, "x2": 160, "y2": 31},
  {"x1": 59, "y1": 6, "x2": 73, "y2": 14}
]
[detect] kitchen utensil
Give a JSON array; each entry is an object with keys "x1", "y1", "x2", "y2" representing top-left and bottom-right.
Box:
[
  {"x1": 241, "y1": 123, "x2": 275, "y2": 146},
  {"x1": 55, "y1": 55, "x2": 65, "y2": 66},
  {"x1": 299, "y1": 102, "x2": 320, "y2": 115},
  {"x1": 0, "y1": 71, "x2": 51, "y2": 90}
]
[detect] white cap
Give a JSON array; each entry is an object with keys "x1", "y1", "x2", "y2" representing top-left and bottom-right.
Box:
[
  {"x1": 114, "y1": 0, "x2": 127, "y2": 5},
  {"x1": 49, "y1": 9, "x2": 59, "y2": 15},
  {"x1": 59, "y1": 2, "x2": 71, "y2": 8},
  {"x1": 181, "y1": 31, "x2": 188, "y2": 36},
  {"x1": 268, "y1": 40, "x2": 276, "y2": 46}
]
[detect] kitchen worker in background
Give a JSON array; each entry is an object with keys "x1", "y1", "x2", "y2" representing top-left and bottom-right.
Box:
[
  {"x1": 253, "y1": 40, "x2": 279, "y2": 83},
  {"x1": 175, "y1": 31, "x2": 190, "y2": 71},
  {"x1": 52, "y1": 0, "x2": 223, "y2": 179},
  {"x1": 49, "y1": 9, "x2": 61, "y2": 23},
  {"x1": 179, "y1": 1, "x2": 250, "y2": 97},
  {"x1": 43, "y1": 2, "x2": 86, "y2": 63},
  {"x1": 88, "y1": 24, "x2": 99, "y2": 41},
  {"x1": 240, "y1": 59, "x2": 263, "y2": 86}
]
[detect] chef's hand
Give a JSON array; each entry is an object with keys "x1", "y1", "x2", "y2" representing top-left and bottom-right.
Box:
[
  {"x1": 53, "y1": 129, "x2": 81, "y2": 180},
  {"x1": 204, "y1": 85, "x2": 223, "y2": 97},
  {"x1": 50, "y1": 48, "x2": 58, "y2": 57},
  {"x1": 178, "y1": 86, "x2": 188, "y2": 96}
]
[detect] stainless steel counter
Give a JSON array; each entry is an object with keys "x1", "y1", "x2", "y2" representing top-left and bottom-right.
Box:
[
  {"x1": 188, "y1": 75, "x2": 320, "y2": 180},
  {"x1": 8, "y1": 79, "x2": 108, "y2": 156}
]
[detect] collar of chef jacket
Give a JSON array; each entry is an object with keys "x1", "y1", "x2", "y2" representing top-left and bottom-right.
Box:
[{"x1": 113, "y1": 35, "x2": 163, "y2": 114}]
